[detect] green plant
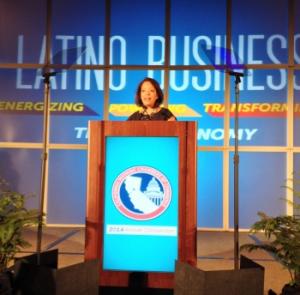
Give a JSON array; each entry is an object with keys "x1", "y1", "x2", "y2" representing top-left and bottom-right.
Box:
[
  {"x1": 241, "y1": 173, "x2": 300, "y2": 288},
  {"x1": 0, "y1": 178, "x2": 39, "y2": 272}
]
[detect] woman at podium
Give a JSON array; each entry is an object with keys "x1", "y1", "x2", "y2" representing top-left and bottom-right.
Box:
[{"x1": 127, "y1": 77, "x2": 177, "y2": 121}]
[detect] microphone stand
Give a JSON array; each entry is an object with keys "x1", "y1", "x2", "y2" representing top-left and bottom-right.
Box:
[
  {"x1": 35, "y1": 47, "x2": 85, "y2": 265},
  {"x1": 228, "y1": 70, "x2": 244, "y2": 270},
  {"x1": 36, "y1": 69, "x2": 57, "y2": 265}
]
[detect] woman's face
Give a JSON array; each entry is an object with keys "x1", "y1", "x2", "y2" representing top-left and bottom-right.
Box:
[{"x1": 140, "y1": 81, "x2": 158, "y2": 108}]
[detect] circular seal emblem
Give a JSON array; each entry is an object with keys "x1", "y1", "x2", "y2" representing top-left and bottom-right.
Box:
[{"x1": 112, "y1": 166, "x2": 172, "y2": 220}]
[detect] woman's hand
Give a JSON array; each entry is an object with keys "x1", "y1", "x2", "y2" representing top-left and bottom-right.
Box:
[{"x1": 167, "y1": 116, "x2": 176, "y2": 121}]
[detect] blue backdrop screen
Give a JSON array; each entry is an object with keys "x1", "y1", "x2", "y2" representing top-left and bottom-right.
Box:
[{"x1": 0, "y1": 0, "x2": 297, "y2": 228}]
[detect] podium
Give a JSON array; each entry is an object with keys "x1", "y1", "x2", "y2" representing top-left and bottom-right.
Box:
[{"x1": 85, "y1": 121, "x2": 197, "y2": 289}]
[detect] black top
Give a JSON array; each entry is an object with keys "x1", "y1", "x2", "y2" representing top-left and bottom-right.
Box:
[{"x1": 127, "y1": 107, "x2": 176, "y2": 121}]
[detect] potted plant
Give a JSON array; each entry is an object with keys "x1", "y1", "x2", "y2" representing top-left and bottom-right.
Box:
[
  {"x1": 0, "y1": 176, "x2": 100, "y2": 294},
  {"x1": 0, "y1": 177, "x2": 39, "y2": 294},
  {"x1": 241, "y1": 174, "x2": 300, "y2": 295}
]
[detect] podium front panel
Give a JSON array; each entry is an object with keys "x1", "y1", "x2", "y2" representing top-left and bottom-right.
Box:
[
  {"x1": 103, "y1": 136, "x2": 179, "y2": 272},
  {"x1": 85, "y1": 121, "x2": 197, "y2": 288}
]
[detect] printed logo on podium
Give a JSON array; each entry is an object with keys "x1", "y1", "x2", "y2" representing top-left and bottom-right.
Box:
[{"x1": 112, "y1": 166, "x2": 172, "y2": 220}]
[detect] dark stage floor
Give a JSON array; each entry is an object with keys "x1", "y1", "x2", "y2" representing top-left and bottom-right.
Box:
[{"x1": 14, "y1": 228, "x2": 290, "y2": 295}]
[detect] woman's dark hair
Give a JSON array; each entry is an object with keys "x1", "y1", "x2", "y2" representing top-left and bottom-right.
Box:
[{"x1": 135, "y1": 77, "x2": 164, "y2": 108}]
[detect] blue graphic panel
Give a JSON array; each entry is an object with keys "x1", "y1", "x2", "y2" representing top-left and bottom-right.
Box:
[
  {"x1": 0, "y1": 0, "x2": 46, "y2": 63},
  {"x1": 0, "y1": 69, "x2": 44, "y2": 142},
  {"x1": 229, "y1": 70, "x2": 287, "y2": 146},
  {"x1": 49, "y1": 0, "x2": 105, "y2": 143},
  {"x1": 169, "y1": 70, "x2": 225, "y2": 146},
  {"x1": 171, "y1": 0, "x2": 226, "y2": 66},
  {"x1": 232, "y1": 0, "x2": 288, "y2": 64},
  {"x1": 51, "y1": 0, "x2": 105, "y2": 66},
  {"x1": 103, "y1": 137, "x2": 179, "y2": 272},
  {"x1": 0, "y1": 148, "x2": 41, "y2": 209},
  {"x1": 169, "y1": 0, "x2": 226, "y2": 147},
  {"x1": 229, "y1": 1, "x2": 289, "y2": 146},
  {"x1": 111, "y1": 0, "x2": 165, "y2": 65},
  {"x1": 229, "y1": 152, "x2": 286, "y2": 229},
  {"x1": 197, "y1": 152, "x2": 223, "y2": 228},
  {"x1": 49, "y1": 69, "x2": 104, "y2": 143},
  {"x1": 47, "y1": 149, "x2": 87, "y2": 224}
]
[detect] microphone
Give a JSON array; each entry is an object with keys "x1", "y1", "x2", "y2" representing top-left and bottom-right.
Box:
[
  {"x1": 227, "y1": 70, "x2": 245, "y2": 77},
  {"x1": 42, "y1": 70, "x2": 58, "y2": 78}
]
